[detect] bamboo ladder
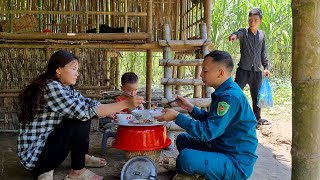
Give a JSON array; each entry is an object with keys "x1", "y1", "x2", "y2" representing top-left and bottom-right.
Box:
[{"x1": 159, "y1": 23, "x2": 213, "y2": 111}]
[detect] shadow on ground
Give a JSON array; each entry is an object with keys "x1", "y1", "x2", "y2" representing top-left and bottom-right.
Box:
[{"x1": 0, "y1": 132, "x2": 290, "y2": 180}]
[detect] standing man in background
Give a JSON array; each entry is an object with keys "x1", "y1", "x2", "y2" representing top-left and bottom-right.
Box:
[{"x1": 229, "y1": 7, "x2": 271, "y2": 126}]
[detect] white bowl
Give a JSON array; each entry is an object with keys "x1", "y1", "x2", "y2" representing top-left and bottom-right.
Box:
[
  {"x1": 148, "y1": 109, "x2": 164, "y2": 118},
  {"x1": 131, "y1": 110, "x2": 152, "y2": 120},
  {"x1": 116, "y1": 114, "x2": 133, "y2": 124}
]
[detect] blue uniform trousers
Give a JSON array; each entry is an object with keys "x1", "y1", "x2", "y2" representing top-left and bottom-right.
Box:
[{"x1": 176, "y1": 133, "x2": 246, "y2": 180}]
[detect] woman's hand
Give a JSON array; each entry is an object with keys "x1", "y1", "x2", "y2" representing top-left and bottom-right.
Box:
[
  {"x1": 175, "y1": 95, "x2": 194, "y2": 112},
  {"x1": 124, "y1": 96, "x2": 145, "y2": 109},
  {"x1": 155, "y1": 109, "x2": 179, "y2": 122}
]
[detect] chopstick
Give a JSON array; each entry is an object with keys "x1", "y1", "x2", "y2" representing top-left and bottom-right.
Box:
[
  {"x1": 166, "y1": 93, "x2": 193, "y2": 106},
  {"x1": 120, "y1": 90, "x2": 134, "y2": 97}
]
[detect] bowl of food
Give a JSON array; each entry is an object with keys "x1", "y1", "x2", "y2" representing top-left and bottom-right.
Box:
[
  {"x1": 148, "y1": 109, "x2": 164, "y2": 118},
  {"x1": 131, "y1": 110, "x2": 152, "y2": 120}
]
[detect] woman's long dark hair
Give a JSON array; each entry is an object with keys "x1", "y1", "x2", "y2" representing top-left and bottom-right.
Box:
[{"x1": 18, "y1": 50, "x2": 78, "y2": 124}]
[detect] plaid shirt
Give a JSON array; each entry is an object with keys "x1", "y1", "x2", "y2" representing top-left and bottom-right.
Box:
[{"x1": 17, "y1": 80, "x2": 100, "y2": 170}]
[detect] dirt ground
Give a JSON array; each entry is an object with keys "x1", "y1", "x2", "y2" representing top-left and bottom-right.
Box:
[
  {"x1": 0, "y1": 103, "x2": 292, "y2": 180},
  {"x1": 251, "y1": 103, "x2": 292, "y2": 179}
]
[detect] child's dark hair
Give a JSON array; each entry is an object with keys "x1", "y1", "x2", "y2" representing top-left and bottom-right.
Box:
[
  {"x1": 249, "y1": 8, "x2": 263, "y2": 19},
  {"x1": 204, "y1": 50, "x2": 234, "y2": 73},
  {"x1": 121, "y1": 72, "x2": 139, "y2": 85}
]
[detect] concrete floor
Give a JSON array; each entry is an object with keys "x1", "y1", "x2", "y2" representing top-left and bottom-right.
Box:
[{"x1": 0, "y1": 131, "x2": 290, "y2": 180}]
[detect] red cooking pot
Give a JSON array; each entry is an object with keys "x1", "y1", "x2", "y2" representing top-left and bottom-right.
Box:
[{"x1": 112, "y1": 124, "x2": 171, "y2": 151}]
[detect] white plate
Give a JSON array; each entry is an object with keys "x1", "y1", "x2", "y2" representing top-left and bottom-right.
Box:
[{"x1": 112, "y1": 120, "x2": 167, "y2": 126}]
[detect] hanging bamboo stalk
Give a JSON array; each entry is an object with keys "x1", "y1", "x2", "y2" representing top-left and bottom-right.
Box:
[{"x1": 159, "y1": 59, "x2": 203, "y2": 66}]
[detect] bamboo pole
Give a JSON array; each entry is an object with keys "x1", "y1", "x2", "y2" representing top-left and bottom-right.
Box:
[
  {"x1": 204, "y1": 0, "x2": 212, "y2": 39},
  {"x1": 7, "y1": 0, "x2": 13, "y2": 32},
  {"x1": 159, "y1": 39, "x2": 212, "y2": 46},
  {"x1": 0, "y1": 10, "x2": 147, "y2": 16},
  {"x1": 163, "y1": 24, "x2": 172, "y2": 99},
  {"x1": 147, "y1": 0, "x2": 153, "y2": 42},
  {"x1": 161, "y1": 78, "x2": 203, "y2": 85},
  {"x1": 292, "y1": 1, "x2": 320, "y2": 179},
  {"x1": 37, "y1": 0, "x2": 43, "y2": 32},
  {"x1": 114, "y1": 57, "x2": 120, "y2": 88},
  {"x1": 0, "y1": 42, "x2": 200, "y2": 52},
  {"x1": 0, "y1": 32, "x2": 148, "y2": 40},
  {"x1": 179, "y1": 0, "x2": 184, "y2": 40},
  {"x1": 145, "y1": 0, "x2": 153, "y2": 109},
  {"x1": 200, "y1": 23, "x2": 212, "y2": 98},
  {"x1": 124, "y1": 0, "x2": 127, "y2": 33},
  {"x1": 146, "y1": 50, "x2": 152, "y2": 109},
  {"x1": 194, "y1": 50, "x2": 201, "y2": 98},
  {"x1": 159, "y1": 58, "x2": 203, "y2": 66}
]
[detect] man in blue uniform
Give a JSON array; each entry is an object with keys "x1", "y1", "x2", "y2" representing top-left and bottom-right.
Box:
[{"x1": 156, "y1": 50, "x2": 258, "y2": 179}]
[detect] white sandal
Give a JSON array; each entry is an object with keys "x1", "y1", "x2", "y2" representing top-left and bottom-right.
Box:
[{"x1": 37, "y1": 170, "x2": 54, "y2": 180}]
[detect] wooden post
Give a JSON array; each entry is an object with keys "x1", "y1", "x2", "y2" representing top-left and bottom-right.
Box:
[
  {"x1": 115, "y1": 57, "x2": 120, "y2": 88},
  {"x1": 7, "y1": 0, "x2": 13, "y2": 32},
  {"x1": 146, "y1": 50, "x2": 152, "y2": 109},
  {"x1": 194, "y1": 50, "x2": 201, "y2": 98},
  {"x1": 124, "y1": 0, "x2": 128, "y2": 33},
  {"x1": 96, "y1": 0, "x2": 100, "y2": 33},
  {"x1": 145, "y1": 0, "x2": 153, "y2": 109},
  {"x1": 200, "y1": 23, "x2": 212, "y2": 98},
  {"x1": 147, "y1": 0, "x2": 153, "y2": 41},
  {"x1": 204, "y1": 0, "x2": 212, "y2": 39},
  {"x1": 163, "y1": 24, "x2": 172, "y2": 99},
  {"x1": 38, "y1": 0, "x2": 43, "y2": 32},
  {"x1": 292, "y1": 1, "x2": 320, "y2": 179}
]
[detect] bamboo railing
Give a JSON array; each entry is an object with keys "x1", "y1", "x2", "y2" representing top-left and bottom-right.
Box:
[{"x1": 160, "y1": 23, "x2": 212, "y2": 112}]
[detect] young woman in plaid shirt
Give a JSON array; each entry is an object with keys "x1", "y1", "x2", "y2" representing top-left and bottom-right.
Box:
[{"x1": 17, "y1": 50, "x2": 144, "y2": 180}]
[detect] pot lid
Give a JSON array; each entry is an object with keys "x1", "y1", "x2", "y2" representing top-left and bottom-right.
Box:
[{"x1": 121, "y1": 156, "x2": 157, "y2": 180}]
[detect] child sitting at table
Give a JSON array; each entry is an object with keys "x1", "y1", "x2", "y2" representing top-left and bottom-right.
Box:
[{"x1": 115, "y1": 72, "x2": 144, "y2": 113}]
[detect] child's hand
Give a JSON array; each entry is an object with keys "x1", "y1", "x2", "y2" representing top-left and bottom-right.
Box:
[{"x1": 229, "y1": 34, "x2": 237, "y2": 42}]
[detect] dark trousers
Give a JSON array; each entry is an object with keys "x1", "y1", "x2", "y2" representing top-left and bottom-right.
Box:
[
  {"x1": 31, "y1": 118, "x2": 91, "y2": 178},
  {"x1": 235, "y1": 68, "x2": 262, "y2": 121}
]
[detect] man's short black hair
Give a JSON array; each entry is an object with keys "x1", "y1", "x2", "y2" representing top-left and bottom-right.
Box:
[
  {"x1": 249, "y1": 8, "x2": 263, "y2": 19},
  {"x1": 121, "y1": 72, "x2": 139, "y2": 85},
  {"x1": 204, "y1": 50, "x2": 234, "y2": 73}
]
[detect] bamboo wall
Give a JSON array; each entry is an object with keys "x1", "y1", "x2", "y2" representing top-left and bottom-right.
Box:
[
  {"x1": 0, "y1": 0, "x2": 204, "y2": 40},
  {"x1": 0, "y1": 47, "x2": 118, "y2": 130}
]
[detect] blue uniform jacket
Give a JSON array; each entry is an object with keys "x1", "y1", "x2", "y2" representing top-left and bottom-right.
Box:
[{"x1": 175, "y1": 77, "x2": 258, "y2": 178}]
